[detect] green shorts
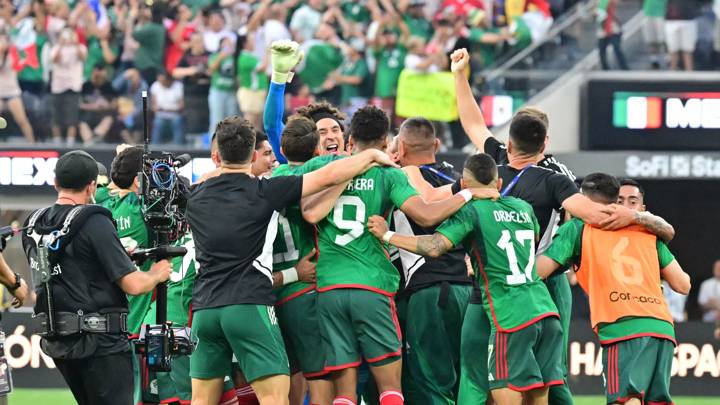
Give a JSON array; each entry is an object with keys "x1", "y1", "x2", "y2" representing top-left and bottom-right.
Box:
[
  {"x1": 152, "y1": 356, "x2": 236, "y2": 404},
  {"x1": 457, "y1": 302, "x2": 490, "y2": 405},
  {"x1": 190, "y1": 304, "x2": 289, "y2": 382},
  {"x1": 276, "y1": 291, "x2": 327, "y2": 377},
  {"x1": 488, "y1": 316, "x2": 564, "y2": 392},
  {"x1": 603, "y1": 337, "x2": 674, "y2": 404},
  {"x1": 318, "y1": 289, "x2": 402, "y2": 371}
]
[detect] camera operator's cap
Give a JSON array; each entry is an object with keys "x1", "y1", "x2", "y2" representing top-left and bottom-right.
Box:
[{"x1": 55, "y1": 150, "x2": 100, "y2": 189}]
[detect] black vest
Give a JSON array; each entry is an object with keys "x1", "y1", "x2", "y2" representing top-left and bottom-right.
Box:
[{"x1": 391, "y1": 162, "x2": 472, "y2": 295}]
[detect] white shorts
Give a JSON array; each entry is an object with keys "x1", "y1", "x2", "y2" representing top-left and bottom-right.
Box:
[
  {"x1": 664, "y1": 20, "x2": 697, "y2": 53},
  {"x1": 642, "y1": 16, "x2": 665, "y2": 45}
]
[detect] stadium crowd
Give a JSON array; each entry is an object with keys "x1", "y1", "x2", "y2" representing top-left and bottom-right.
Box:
[{"x1": 0, "y1": 0, "x2": 651, "y2": 147}]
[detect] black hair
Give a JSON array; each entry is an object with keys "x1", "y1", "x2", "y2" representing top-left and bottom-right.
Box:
[
  {"x1": 255, "y1": 131, "x2": 268, "y2": 150},
  {"x1": 619, "y1": 178, "x2": 645, "y2": 197},
  {"x1": 349, "y1": 106, "x2": 390, "y2": 145},
  {"x1": 296, "y1": 101, "x2": 347, "y2": 130},
  {"x1": 399, "y1": 117, "x2": 435, "y2": 140},
  {"x1": 508, "y1": 114, "x2": 547, "y2": 155},
  {"x1": 464, "y1": 153, "x2": 497, "y2": 185},
  {"x1": 214, "y1": 116, "x2": 256, "y2": 164},
  {"x1": 281, "y1": 116, "x2": 319, "y2": 162},
  {"x1": 111, "y1": 146, "x2": 144, "y2": 189},
  {"x1": 581, "y1": 173, "x2": 620, "y2": 204}
]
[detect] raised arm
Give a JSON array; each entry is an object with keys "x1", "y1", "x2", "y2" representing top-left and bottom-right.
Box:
[
  {"x1": 301, "y1": 181, "x2": 350, "y2": 224},
  {"x1": 661, "y1": 260, "x2": 691, "y2": 295},
  {"x1": 367, "y1": 215, "x2": 454, "y2": 258},
  {"x1": 264, "y1": 40, "x2": 305, "y2": 164},
  {"x1": 451, "y1": 48, "x2": 494, "y2": 151},
  {"x1": 301, "y1": 150, "x2": 397, "y2": 197}
]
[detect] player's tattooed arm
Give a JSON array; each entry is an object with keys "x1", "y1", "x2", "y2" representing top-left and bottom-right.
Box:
[
  {"x1": 367, "y1": 215, "x2": 454, "y2": 258},
  {"x1": 634, "y1": 211, "x2": 675, "y2": 243}
]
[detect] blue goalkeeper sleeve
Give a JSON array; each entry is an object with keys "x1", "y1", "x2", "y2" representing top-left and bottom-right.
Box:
[{"x1": 264, "y1": 81, "x2": 287, "y2": 164}]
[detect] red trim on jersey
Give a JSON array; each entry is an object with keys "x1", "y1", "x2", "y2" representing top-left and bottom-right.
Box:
[
  {"x1": 600, "y1": 332, "x2": 676, "y2": 346},
  {"x1": 505, "y1": 313, "x2": 559, "y2": 333},
  {"x1": 647, "y1": 401, "x2": 674, "y2": 405},
  {"x1": 324, "y1": 360, "x2": 362, "y2": 372},
  {"x1": 501, "y1": 333, "x2": 508, "y2": 380},
  {"x1": 388, "y1": 297, "x2": 403, "y2": 342},
  {"x1": 507, "y1": 381, "x2": 546, "y2": 392},
  {"x1": 614, "y1": 395, "x2": 644, "y2": 404},
  {"x1": 317, "y1": 284, "x2": 395, "y2": 297},
  {"x1": 304, "y1": 369, "x2": 330, "y2": 378},
  {"x1": 366, "y1": 349, "x2": 402, "y2": 364},
  {"x1": 610, "y1": 345, "x2": 617, "y2": 394},
  {"x1": 160, "y1": 397, "x2": 181, "y2": 404},
  {"x1": 545, "y1": 380, "x2": 565, "y2": 387},
  {"x1": 276, "y1": 285, "x2": 316, "y2": 306},
  {"x1": 187, "y1": 303, "x2": 194, "y2": 327}
]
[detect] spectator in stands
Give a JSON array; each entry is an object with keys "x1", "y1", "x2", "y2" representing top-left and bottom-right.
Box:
[
  {"x1": 77, "y1": 1, "x2": 119, "y2": 80},
  {"x1": 402, "y1": 0, "x2": 434, "y2": 41},
  {"x1": 207, "y1": 35, "x2": 238, "y2": 135},
  {"x1": 642, "y1": 0, "x2": 668, "y2": 69},
  {"x1": 79, "y1": 64, "x2": 120, "y2": 143},
  {"x1": 248, "y1": 1, "x2": 291, "y2": 65},
  {"x1": 699, "y1": 260, "x2": 720, "y2": 322},
  {"x1": 371, "y1": 14, "x2": 410, "y2": 125},
  {"x1": 236, "y1": 34, "x2": 268, "y2": 132},
  {"x1": 663, "y1": 280, "x2": 687, "y2": 322},
  {"x1": 202, "y1": 8, "x2": 234, "y2": 53},
  {"x1": 665, "y1": 0, "x2": 699, "y2": 71},
  {"x1": 112, "y1": 67, "x2": 148, "y2": 143},
  {"x1": 131, "y1": 2, "x2": 166, "y2": 84},
  {"x1": 335, "y1": 38, "x2": 371, "y2": 118},
  {"x1": 464, "y1": 9, "x2": 512, "y2": 68},
  {"x1": 404, "y1": 36, "x2": 447, "y2": 72},
  {"x1": 299, "y1": 22, "x2": 344, "y2": 105},
  {"x1": 50, "y1": 28, "x2": 87, "y2": 144},
  {"x1": 714, "y1": 0, "x2": 720, "y2": 67},
  {"x1": 289, "y1": 0, "x2": 324, "y2": 42},
  {"x1": 173, "y1": 32, "x2": 210, "y2": 137},
  {"x1": 596, "y1": 0, "x2": 629, "y2": 70},
  {"x1": 164, "y1": 4, "x2": 196, "y2": 74},
  {"x1": 0, "y1": 29, "x2": 35, "y2": 143},
  {"x1": 150, "y1": 70, "x2": 184, "y2": 145}
]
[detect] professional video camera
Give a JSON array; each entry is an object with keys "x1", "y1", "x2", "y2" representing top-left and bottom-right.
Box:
[{"x1": 130, "y1": 92, "x2": 194, "y2": 372}]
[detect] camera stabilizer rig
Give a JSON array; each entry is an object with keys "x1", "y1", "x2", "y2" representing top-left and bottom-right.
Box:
[{"x1": 130, "y1": 91, "x2": 194, "y2": 372}]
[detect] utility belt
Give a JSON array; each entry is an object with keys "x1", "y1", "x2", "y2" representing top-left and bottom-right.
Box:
[{"x1": 34, "y1": 310, "x2": 128, "y2": 337}]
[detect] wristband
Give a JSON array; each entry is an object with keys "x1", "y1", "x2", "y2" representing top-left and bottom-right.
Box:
[
  {"x1": 280, "y1": 268, "x2": 298, "y2": 285},
  {"x1": 8, "y1": 272, "x2": 21, "y2": 292},
  {"x1": 382, "y1": 231, "x2": 395, "y2": 243},
  {"x1": 271, "y1": 71, "x2": 294, "y2": 84},
  {"x1": 458, "y1": 189, "x2": 472, "y2": 203}
]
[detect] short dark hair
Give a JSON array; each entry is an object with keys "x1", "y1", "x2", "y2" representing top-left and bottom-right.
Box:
[
  {"x1": 111, "y1": 146, "x2": 144, "y2": 189},
  {"x1": 464, "y1": 153, "x2": 497, "y2": 185},
  {"x1": 619, "y1": 178, "x2": 645, "y2": 197},
  {"x1": 296, "y1": 101, "x2": 346, "y2": 130},
  {"x1": 214, "y1": 116, "x2": 256, "y2": 164},
  {"x1": 281, "y1": 116, "x2": 319, "y2": 162},
  {"x1": 509, "y1": 114, "x2": 547, "y2": 155},
  {"x1": 399, "y1": 117, "x2": 435, "y2": 139},
  {"x1": 255, "y1": 131, "x2": 268, "y2": 150},
  {"x1": 581, "y1": 173, "x2": 620, "y2": 204},
  {"x1": 350, "y1": 106, "x2": 390, "y2": 145}
]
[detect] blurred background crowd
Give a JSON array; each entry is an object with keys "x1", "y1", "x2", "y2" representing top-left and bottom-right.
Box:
[{"x1": 0, "y1": 0, "x2": 719, "y2": 149}]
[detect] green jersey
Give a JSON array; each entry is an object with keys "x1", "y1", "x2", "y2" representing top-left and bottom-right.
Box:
[
  {"x1": 299, "y1": 41, "x2": 343, "y2": 94},
  {"x1": 236, "y1": 51, "x2": 269, "y2": 91},
  {"x1": 209, "y1": 53, "x2": 236, "y2": 91},
  {"x1": 132, "y1": 22, "x2": 166, "y2": 72},
  {"x1": 643, "y1": 0, "x2": 668, "y2": 17},
  {"x1": 340, "y1": 57, "x2": 371, "y2": 105},
  {"x1": 544, "y1": 218, "x2": 677, "y2": 343},
  {"x1": 437, "y1": 197, "x2": 558, "y2": 332},
  {"x1": 301, "y1": 155, "x2": 419, "y2": 294},
  {"x1": 374, "y1": 46, "x2": 408, "y2": 98},
  {"x1": 143, "y1": 234, "x2": 196, "y2": 326},
  {"x1": 271, "y1": 164, "x2": 316, "y2": 304},
  {"x1": 97, "y1": 190, "x2": 152, "y2": 334}
]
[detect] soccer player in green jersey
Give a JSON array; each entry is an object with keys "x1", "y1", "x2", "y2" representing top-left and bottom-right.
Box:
[
  {"x1": 368, "y1": 153, "x2": 565, "y2": 405},
  {"x1": 97, "y1": 146, "x2": 154, "y2": 405},
  {"x1": 299, "y1": 106, "x2": 493, "y2": 405},
  {"x1": 271, "y1": 116, "x2": 337, "y2": 405}
]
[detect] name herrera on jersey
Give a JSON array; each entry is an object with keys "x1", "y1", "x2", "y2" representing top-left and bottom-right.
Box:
[
  {"x1": 493, "y1": 210, "x2": 532, "y2": 224},
  {"x1": 346, "y1": 178, "x2": 375, "y2": 191}
]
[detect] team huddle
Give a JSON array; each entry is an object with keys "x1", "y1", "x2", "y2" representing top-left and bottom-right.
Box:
[{"x1": 102, "y1": 42, "x2": 691, "y2": 405}]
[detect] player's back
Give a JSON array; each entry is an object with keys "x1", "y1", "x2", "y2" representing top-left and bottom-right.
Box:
[
  {"x1": 301, "y1": 155, "x2": 419, "y2": 295},
  {"x1": 463, "y1": 197, "x2": 558, "y2": 332}
]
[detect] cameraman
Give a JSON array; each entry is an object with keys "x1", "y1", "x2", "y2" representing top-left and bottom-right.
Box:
[{"x1": 21, "y1": 150, "x2": 171, "y2": 405}]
